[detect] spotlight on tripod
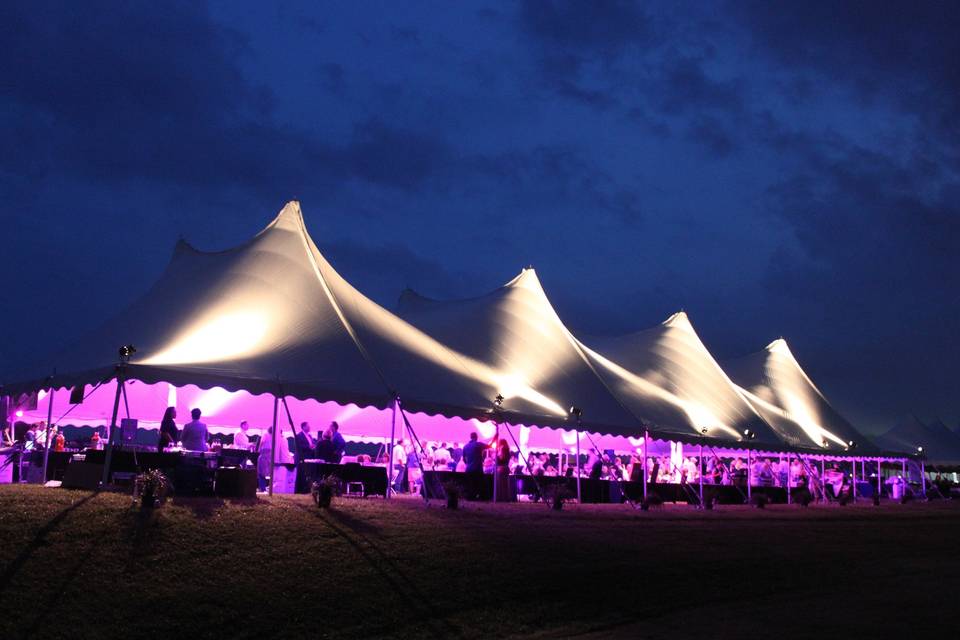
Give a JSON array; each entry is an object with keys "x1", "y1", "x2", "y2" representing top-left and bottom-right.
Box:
[
  {"x1": 494, "y1": 394, "x2": 504, "y2": 407},
  {"x1": 742, "y1": 428, "x2": 756, "y2": 440},
  {"x1": 118, "y1": 344, "x2": 137, "y2": 362},
  {"x1": 847, "y1": 440, "x2": 857, "y2": 450},
  {"x1": 568, "y1": 406, "x2": 583, "y2": 419}
]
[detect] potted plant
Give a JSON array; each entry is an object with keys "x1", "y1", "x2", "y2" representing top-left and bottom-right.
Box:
[
  {"x1": 136, "y1": 469, "x2": 170, "y2": 509},
  {"x1": 312, "y1": 476, "x2": 339, "y2": 509},
  {"x1": 443, "y1": 481, "x2": 462, "y2": 510}
]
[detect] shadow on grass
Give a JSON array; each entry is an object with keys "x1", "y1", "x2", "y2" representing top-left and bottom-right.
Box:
[
  {"x1": 170, "y1": 495, "x2": 225, "y2": 519},
  {"x1": 296, "y1": 502, "x2": 463, "y2": 639},
  {"x1": 0, "y1": 491, "x2": 100, "y2": 595}
]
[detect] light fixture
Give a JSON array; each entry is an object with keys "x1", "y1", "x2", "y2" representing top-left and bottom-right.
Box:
[
  {"x1": 118, "y1": 344, "x2": 137, "y2": 361},
  {"x1": 917, "y1": 446, "x2": 924, "y2": 454},
  {"x1": 742, "y1": 429, "x2": 756, "y2": 440},
  {"x1": 568, "y1": 406, "x2": 583, "y2": 418},
  {"x1": 700, "y1": 427, "x2": 708, "y2": 435},
  {"x1": 847, "y1": 440, "x2": 857, "y2": 449},
  {"x1": 494, "y1": 394, "x2": 504, "y2": 407}
]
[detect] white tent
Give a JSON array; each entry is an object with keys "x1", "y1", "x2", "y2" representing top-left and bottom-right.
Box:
[
  {"x1": 397, "y1": 268, "x2": 643, "y2": 437},
  {"x1": 6, "y1": 203, "x2": 645, "y2": 443},
  {"x1": 873, "y1": 416, "x2": 960, "y2": 465},
  {"x1": 723, "y1": 339, "x2": 877, "y2": 453},
  {"x1": 577, "y1": 312, "x2": 783, "y2": 446}
]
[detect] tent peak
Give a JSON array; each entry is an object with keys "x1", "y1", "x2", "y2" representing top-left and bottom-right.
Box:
[{"x1": 662, "y1": 310, "x2": 693, "y2": 329}]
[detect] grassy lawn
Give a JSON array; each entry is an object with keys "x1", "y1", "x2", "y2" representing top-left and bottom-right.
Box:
[{"x1": 1, "y1": 485, "x2": 958, "y2": 639}]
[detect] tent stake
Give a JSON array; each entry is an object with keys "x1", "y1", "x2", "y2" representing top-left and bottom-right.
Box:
[{"x1": 41, "y1": 383, "x2": 54, "y2": 484}]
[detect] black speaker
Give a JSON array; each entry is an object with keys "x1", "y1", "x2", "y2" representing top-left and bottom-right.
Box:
[
  {"x1": 62, "y1": 462, "x2": 103, "y2": 490},
  {"x1": 70, "y1": 385, "x2": 86, "y2": 404}
]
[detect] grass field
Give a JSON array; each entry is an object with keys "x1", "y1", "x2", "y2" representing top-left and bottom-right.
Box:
[{"x1": 1, "y1": 486, "x2": 958, "y2": 639}]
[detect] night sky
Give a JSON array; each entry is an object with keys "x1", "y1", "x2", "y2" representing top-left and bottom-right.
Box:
[{"x1": 2, "y1": 2, "x2": 958, "y2": 434}]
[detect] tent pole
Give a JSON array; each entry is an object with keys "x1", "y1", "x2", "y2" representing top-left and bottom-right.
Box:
[
  {"x1": 100, "y1": 371, "x2": 125, "y2": 487},
  {"x1": 493, "y1": 421, "x2": 499, "y2": 503},
  {"x1": 41, "y1": 384, "x2": 54, "y2": 483},
  {"x1": 820, "y1": 457, "x2": 826, "y2": 503},
  {"x1": 698, "y1": 443, "x2": 704, "y2": 509},
  {"x1": 268, "y1": 392, "x2": 279, "y2": 497},
  {"x1": 851, "y1": 457, "x2": 857, "y2": 503},
  {"x1": 575, "y1": 430, "x2": 581, "y2": 503},
  {"x1": 921, "y1": 460, "x2": 926, "y2": 497},
  {"x1": 746, "y1": 448, "x2": 752, "y2": 503},
  {"x1": 786, "y1": 453, "x2": 792, "y2": 505},
  {"x1": 877, "y1": 458, "x2": 881, "y2": 499},
  {"x1": 387, "y1": 398, "x2": 396, "y2": 499},
  {"x1": 642, "y1": 430, "x2": 648, "y2": 501},
  {"x1": 901, "y1": 458, "x2": 906, "y2": 501}
]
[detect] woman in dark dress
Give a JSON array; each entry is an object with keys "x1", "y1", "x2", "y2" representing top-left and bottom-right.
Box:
[
  {"x1": 494, "y1": 438, "x2": 512, "y2": 502},
  {"x1": 158, "y1": 407, "x2": 178, "y2": 452}
]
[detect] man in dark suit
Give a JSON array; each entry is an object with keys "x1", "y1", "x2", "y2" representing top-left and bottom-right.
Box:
[
  {"x1": 461, "y1": 432, "x2": 489, "y2": 500},
  {"x1": 294, "y1": 422, "x2": 315, "y2": 494},
  {"x1": 328, "y1": 421, "x2": 346, "y2": 463}
]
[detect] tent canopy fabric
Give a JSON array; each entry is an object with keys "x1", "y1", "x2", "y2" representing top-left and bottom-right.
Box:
[
  {"x1": 723, "y1": 339, "x2": 878, "y2": 454},
  {"x1": 873, "y1": 416, "x2": 960, "y2": 465},
  {"x1": 578, "y1": 312, "x2": 782, "y2": 446},
  {"x1": 3, "y1": 202, "x2": 901, "y2": 456},
  {"x1": 397, "y1": 269, "x2": 641, "y2": 435}
]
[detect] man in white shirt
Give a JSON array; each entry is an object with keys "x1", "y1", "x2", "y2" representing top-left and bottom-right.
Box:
[{"x1": 234, "y1": 421, "x2": 251, "y2": 450}]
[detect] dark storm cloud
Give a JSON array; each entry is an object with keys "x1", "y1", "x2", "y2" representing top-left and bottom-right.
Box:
[{"x1": 735, "y1": 1, "x2": 960, "y2": 146}]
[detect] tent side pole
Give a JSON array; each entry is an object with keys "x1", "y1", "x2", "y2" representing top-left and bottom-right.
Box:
[
  {"x1": 100, "y1": 373, "x2": 124, "y2": 487},
  {"x1": 852, "y1": 457, "x2": 857, "y2": 503},
  {"x1": 746, "y1": 448, "x2": 752, "y2": 503},
  {"x1": 786, "y1": 453, "x2": 792, "y2": 505},
  {"x1": 698, "y1": 443, "x2": 704, "y2": 509},
  {"x1": 901, "y1": 458, "x2": 906, "y2": 501},
  {"x1": 575, "y1": 430, "x2": 581, "y2": 503},
  {"x1": 41, "y1": 385, "x2": 54, "y2": 483},
  {"x1": 493, "y1": 421, "x2": 499, "y2": 503},
  {"x1": 921, "y1": 460, "x2": 926, "y2": 497},
  {"x1": 820, "y1": 457, "x2": 826, "y2": 503},
  {"x1": 877, "y1": 458, "x2": 882, "y2": 498},
  {"x1": 387, "y1": 398, "x2": 396, "y2": 499},
  {"x1": 268, "y1": 393, "x2": 279, "y2": 497},
  {"x1": 642, "y1": 430, "x2": 648, "y2": 501}
]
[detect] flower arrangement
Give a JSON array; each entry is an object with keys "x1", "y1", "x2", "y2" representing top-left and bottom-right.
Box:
[
  {"x1": 135, "y1": 469, "x2": 171, "y2": 508},
  {"x1": 311, "y1": 475, "x2": 340, "y2": 508}
]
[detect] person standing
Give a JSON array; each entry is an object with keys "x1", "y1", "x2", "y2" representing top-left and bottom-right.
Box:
[
  {"x1": 180, "y1": 408, "x2": 208, "y2": 452},
  {"x1": 256, "y1": 427, "x2": 273, "y2": 492},
  {"x1": 234, "y1": 421, "x2": 251, "y2": 450},
  {"x1": 391, "y1": 439, "x2": 407, "y2": 493},
  {"x1": 294, "y1": 422, "x2": 315, "y2": 494},
  {"x1": 158, "y1": 407, "x2": 178, "y2": 452},
  {"x1": 495, "y1": 438, "x2": 512, "y2": 502},
  {"x1": 327, "y1": 422, "x2": 346, "y2": 463},
  {"x1": 462, "y1": 432, "x2": 489, "y2": 500}
]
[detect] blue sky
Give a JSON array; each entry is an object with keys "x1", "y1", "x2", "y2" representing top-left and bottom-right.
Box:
[{"x1": 2, "y1": 1, "x2": 958, "y2": 432}]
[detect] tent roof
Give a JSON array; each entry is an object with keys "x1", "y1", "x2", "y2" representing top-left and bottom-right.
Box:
[
  {"x1": 2, "y1": 203, "x2": 517, "y2": 422},
  {"x1": 873, "y1": 416, "x2": 960, "y2": 464},
  {"x1": 398, "y1": 268, "x2": 643, "y2": 436},
  {"x1": 578, "y1": 312, "x2": 782, "y2": 446},
  {"x1": 724, "y1": 339, "x2": 879, "y2": 454}
]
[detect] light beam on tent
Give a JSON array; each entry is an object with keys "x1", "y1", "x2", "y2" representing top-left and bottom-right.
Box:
[{"x1": 143, "y1": 310, "x2": 270, "y2": 366}]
